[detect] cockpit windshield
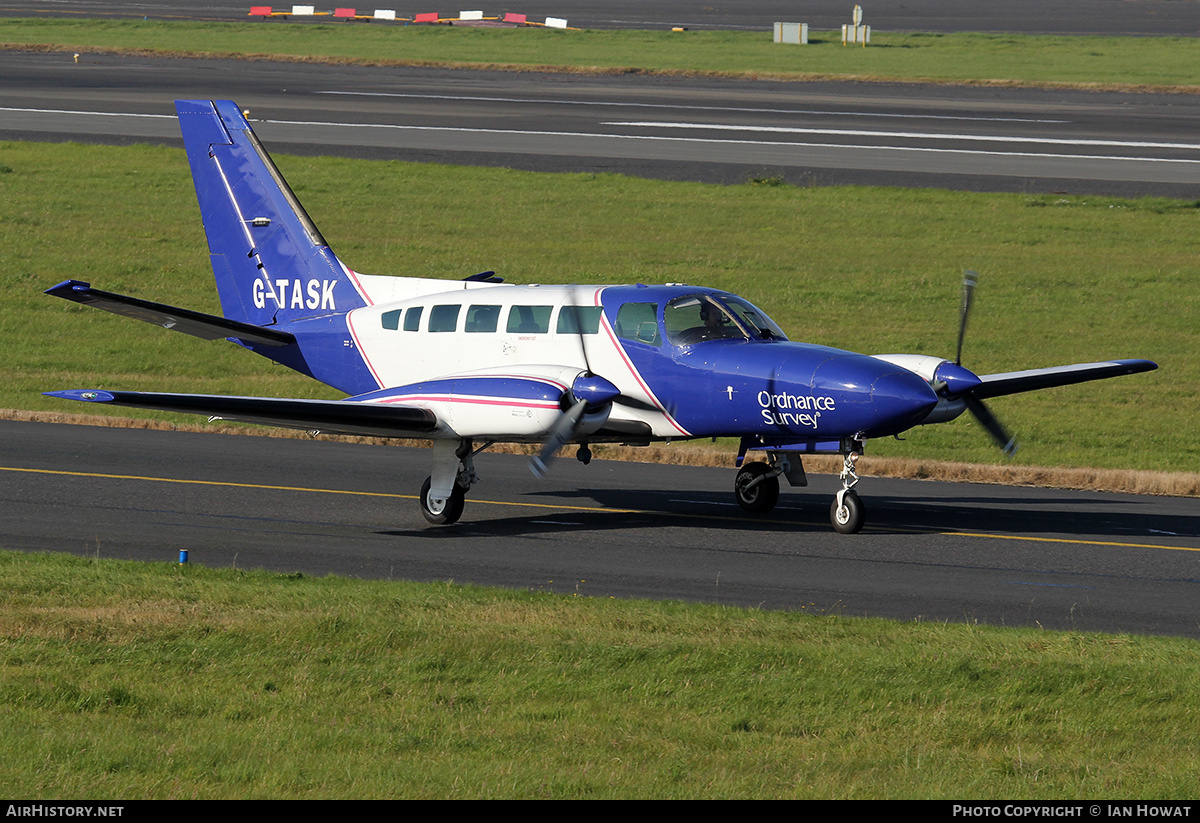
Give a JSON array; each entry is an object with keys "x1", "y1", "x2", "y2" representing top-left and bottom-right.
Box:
[
  {"x1": 721, "y1": 295, "x2": 788, "y2": 341},
  {"x1": 662, "y1": 294, "x2": 788, "y2": 346}
]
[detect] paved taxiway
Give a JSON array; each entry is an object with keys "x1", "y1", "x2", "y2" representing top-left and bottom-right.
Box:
[
  {"x1": 4, "y1": 52, "x2": 1200, "y2": 196},
  {"x1": 5, "y1": 421, "x2": 1198, "y2": 638}
]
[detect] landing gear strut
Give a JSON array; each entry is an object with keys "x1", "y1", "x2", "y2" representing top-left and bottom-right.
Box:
[{"x1": 830, "y1": 449, "x2": 866, "y2": 534}]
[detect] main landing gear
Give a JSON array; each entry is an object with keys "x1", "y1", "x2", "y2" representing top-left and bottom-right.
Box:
[
  {"x1": 733, "y1": 440, "x2": 867, "y2": 534},
  {"x1": 418, "y1": 439, "x2": 483, "y2": 525},
  {"x1": 419, "y1": 476, "x2": 468, "y2": 525},
  {"x1": 733, "y1": 461, "x2": 781, "y2": 513}
]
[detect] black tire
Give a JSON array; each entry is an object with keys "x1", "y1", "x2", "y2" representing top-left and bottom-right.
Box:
[
  {"x1": 734, "y1": 462, "x2": 780, "y2": 514},
  {"x1": 419, "y1": 476, "x2": 466, "y2": 525},
  {"x1": 830, "y1": 490, "x2": 866, "y2": 534}
]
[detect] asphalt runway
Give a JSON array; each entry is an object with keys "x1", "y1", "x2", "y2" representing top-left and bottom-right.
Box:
[
  {"x1": 3, "y1": 0, "x2": 1198, "y2": 35},
  {"x1": 4, "y1": 51, "x2": 1200, "y2": 196},
  {"x1": 4, "y1": 421, "x2": 1198, "y2": 637}
]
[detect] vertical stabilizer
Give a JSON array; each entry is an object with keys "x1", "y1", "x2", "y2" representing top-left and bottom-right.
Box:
[{"x1": 175, "y1": 100, "x2": 368, "y2": 327}]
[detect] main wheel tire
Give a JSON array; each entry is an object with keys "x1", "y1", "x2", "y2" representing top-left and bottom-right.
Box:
[
  {"x1": 830, "y1": 490, "x2": 866, "y2": 534},
  {"x1": 420, "y1": 476, "x2": 466, "y2": 525},
  {"x1": 734, "y1": 462, "x2": 780, "y2": 514}
]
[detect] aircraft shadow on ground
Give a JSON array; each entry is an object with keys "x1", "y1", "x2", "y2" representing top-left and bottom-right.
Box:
[
  {"x1": 869, "y1": 494, "x2": 1199, "y2": 541},
  {"x1": 381, "y1": 486, "x2": 1197, "y2": 542}
]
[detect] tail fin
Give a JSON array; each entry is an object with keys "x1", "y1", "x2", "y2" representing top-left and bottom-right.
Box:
[{"x1": 175, "y1": 100, "x2": 368, "y2": 327}]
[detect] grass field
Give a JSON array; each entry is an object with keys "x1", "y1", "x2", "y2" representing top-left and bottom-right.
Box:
[
  {"x1": 3, "y1": 18, "x2": 1200, "y2": 90},
  {"x1": 2, "y1": 549, "x2": 1199, "y2": 799},
  {"x1": 2, "y1": 141, "x2": 1193, "y2": 474}
]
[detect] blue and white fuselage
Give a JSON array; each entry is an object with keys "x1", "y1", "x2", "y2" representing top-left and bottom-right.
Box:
[{"x1": 322, "y1": 276, "x2": 939, "y2": 446}]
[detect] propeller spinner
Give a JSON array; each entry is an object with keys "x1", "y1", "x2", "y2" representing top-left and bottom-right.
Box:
[{"x1": 529, "y1": 372, "x2": 620, "y2": 478}]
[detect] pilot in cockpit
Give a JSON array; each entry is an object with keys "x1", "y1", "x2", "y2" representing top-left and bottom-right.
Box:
[{"x1": 700, "y1": 301, "x2": 724, "y2": 330}]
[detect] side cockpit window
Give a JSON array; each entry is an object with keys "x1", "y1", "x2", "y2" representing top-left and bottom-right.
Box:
[{"x1": 614, "y1": 302, "x2": 660, "y2": 346}]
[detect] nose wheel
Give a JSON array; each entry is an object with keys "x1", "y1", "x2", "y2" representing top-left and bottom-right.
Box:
[
  {"x1": 831, "y1": 489, "x2": 865, "y2": 534},
  {"x1": 830, "y1": 450, "x2": 866, "y2": 534}
]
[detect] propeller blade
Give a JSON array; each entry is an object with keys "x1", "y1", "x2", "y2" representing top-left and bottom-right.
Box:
[
  {"x1": 963, "y1": 394, "x2": 1018, "y2": 457},
  {"x1": 529, "y1": 398, "x2": 587, "y2": 478},
  {"x1": 561, "y1": 285, "x2": 595, "y2": 374},
  {"x1": 956, "y1": 269, "x2": 978, "y2": 366}
]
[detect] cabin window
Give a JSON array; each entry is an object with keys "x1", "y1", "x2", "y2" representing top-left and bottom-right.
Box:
[
  {"x1": 428, "y1": 304, "x2": 461, "y2": 333},
  {"x1": 507, "y1": 305, "x2": 552, "y2": 334},
  {"x1": 663, "y1": 295, "x2": 745, "y2": 346},
  {"x1": 403, "y1": 306, "x2": 423, "y2": 332},
  {"x1": 614, "y1": 302, "x2": 660, "y2": 346},
  {"x1": 556, "y1": 306, "x2": 603, "y2": 335},
  {"x1": 381, "y1": 309, "x2": 401, "y2": 331},
  {"x1": 465, "y1": 304, "x2": 501, "y2": 333}
]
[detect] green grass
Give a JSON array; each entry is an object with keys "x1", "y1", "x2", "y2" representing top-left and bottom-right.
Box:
[
  {"x1": 2, "y1": 549, "x2": 1199, "y2": 799},
  {"x1": 1, "y1": 140, "x2": 1192, "y2": 471},
  {"x1": 3, "y1": 18, "x2": 1200, "y2": 89}
]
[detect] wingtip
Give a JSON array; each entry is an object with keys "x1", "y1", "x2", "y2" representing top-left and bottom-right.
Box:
[
  {"x1": 44, "y1": 279, "x2": 90, "y2": 297},
  {"x1": 43, "y1": 389, "x2": 115, "y2": 403}
]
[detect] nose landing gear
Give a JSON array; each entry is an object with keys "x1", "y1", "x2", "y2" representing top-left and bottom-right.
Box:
[{"x1": 830, "y1": 450, "x2": 866, "y2": 534}]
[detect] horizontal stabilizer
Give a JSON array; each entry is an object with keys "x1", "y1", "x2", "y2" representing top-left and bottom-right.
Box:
[
  {"x1": 975, "y1": 359, "x2": 1157, "y2": 399},
  {"x1": 44, "y1": 390, "x2": 438, "y2": 438},
  {"x1": 45, "y1": 280, "x2": 294, "y2": 347}
]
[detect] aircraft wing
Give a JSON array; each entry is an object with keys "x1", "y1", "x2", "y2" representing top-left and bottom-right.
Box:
[
  {"x1": 44, "y1": 280, "x2": 294, "y2": 347},
  {"x1": 973, "y1": 359, "x2": 1157, "y2": 399},
  {"x1": 43, "y1": 390, "x2": 438, "y2": 438}
]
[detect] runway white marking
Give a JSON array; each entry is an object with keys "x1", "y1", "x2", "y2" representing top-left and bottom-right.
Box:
[
  {"x1": 263, "y1": 117, "x2": 1200, "y2": 166},
  {"x1": 0, "y1": 106, "x2": 174, "y2": 119},
  {"x1": 316, "y1": 90, "x2": 1069, "y2": 124},
  {"x1": 606, "y1": 121, "x2": 1200, "y2": 153}
]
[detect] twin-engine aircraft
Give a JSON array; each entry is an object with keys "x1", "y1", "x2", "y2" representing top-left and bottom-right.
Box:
[{"x1": 46, "y1": 100, "x2": 1157, "y2": 533}]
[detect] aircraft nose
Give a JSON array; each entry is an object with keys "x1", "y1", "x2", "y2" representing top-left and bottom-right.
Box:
[{"x1": 870, "y1": 367, "x2": 939, "y2": 434}]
